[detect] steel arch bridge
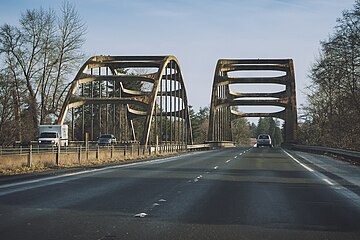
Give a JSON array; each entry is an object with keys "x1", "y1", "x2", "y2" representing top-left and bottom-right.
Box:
[
  {"x1": 58, "y1": 55, "x2": 193, "y2": 146},
  {"x1": 208, "y1": 59, "x2": 298, "y2": 144}
]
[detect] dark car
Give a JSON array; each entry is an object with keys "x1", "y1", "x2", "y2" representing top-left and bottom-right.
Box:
[
  {"x1": 256, "y1": 134, "x2": 272, "y2": 148},
  {"x1": 97, "y1": 134, "x2": 117, "y2": 146}
]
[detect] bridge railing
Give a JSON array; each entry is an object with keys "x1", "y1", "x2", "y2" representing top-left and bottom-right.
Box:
[
  {"x1": 284, "y1": 144, "x2": 360, "y2": 163},
  {"x1": 187, "y1": 144, "x2": 212, "y2": 151}
]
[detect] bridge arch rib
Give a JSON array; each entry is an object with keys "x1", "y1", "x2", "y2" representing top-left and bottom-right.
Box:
[
  {"x1": 208, "y1": 59, "x2": 298, "y2": 144},
  {"x1": 58, "y1": 55, "x2": 193, "y2": 146}
]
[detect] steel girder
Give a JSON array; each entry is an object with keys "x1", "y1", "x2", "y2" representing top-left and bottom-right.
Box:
[
  {"x1": 208, "y1": 59, "x2": 298, "y2": 143},
  {"x1": 58, "y1": 56, "x2": 193, "y2": 146}
]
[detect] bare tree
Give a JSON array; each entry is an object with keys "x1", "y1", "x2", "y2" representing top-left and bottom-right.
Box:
[
  {"x1": 0, "y1": 1, "x2": 86, "y2": 142},
  {"x1": 302, "y1": 0, "x2": 360, "y2": 150}
]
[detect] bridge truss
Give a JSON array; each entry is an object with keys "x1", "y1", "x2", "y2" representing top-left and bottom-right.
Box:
[
  {"x1": 58, "y1": 56, "x2": 193, "y2": 146},
  {"x1": 208, "y1": 59, "x2": 297, "y2": 143}
]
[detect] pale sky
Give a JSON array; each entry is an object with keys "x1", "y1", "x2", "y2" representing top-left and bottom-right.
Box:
[{"x1": 0, "y1": 0, "x2": 356, "y2": 115}]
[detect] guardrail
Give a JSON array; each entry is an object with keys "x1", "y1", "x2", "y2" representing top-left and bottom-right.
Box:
[
  {"x1": 284, "y1": 144, "x2": 360, "y2": 163},
  {"x1": 187, "y1": 144, "x2": 211, "y2": 151}
]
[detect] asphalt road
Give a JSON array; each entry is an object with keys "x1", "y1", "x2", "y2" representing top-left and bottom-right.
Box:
[{"x1": 0, "y1": 147, "x2": 360, "y2": 240}]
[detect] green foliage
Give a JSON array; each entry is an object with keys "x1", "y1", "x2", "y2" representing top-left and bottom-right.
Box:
[
  {"x1": 249, "y1": 122, "x2": 257, "y2": 138},
  {"x1": 189, "y1": 106, "x2": 209, "y2": 144},
  {"x1": 190, "y1": 106, "x2": 284, "y2": 146},
  {"x1": 256, "y1": 117, "x2": 283, "y2": 146},
  {"x1": 231, "y1": 118, "x2": 251, "y2": 146}
]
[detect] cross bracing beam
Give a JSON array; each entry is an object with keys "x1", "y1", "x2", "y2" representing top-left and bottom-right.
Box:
[
  {"x1": 230, "y1": 109, "x2": 286, "y2": 120},
  {"x1": 229, "y1": 90, "x2": 287, "y2": 99},
  {"x1": 67, "y1": 97, "x2": 150, "y2": 108},
  {"x1": 215, "y1": 98, "x2": 289, "y2": 109},
  {"x1": 77, "y1": 75, "x2": 156, "y2": 84},
  {"x1": 58, "y1": 55, "x2": 193, "y2": 146},
  {"x1": 217, "y1": 75, "x2": 288, "y2": 85},
  {"x1": 208, "y1": 59, "x2": 298, "y2": 144},
  {"x1": 221, "y1": 65, "x2": 289, "y2": 72},
  {"x1": 87, "y1": 61, "x2": 162, "y2": 69}
]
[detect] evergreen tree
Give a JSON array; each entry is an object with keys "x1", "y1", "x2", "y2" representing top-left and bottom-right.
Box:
[
  {"x1": 190, "y1": 106, "x2": 209, "y2": 144},
  {"x1": 255, "y1": 117, "x2": 283, "y2": 146},
  {"x1": 232, "y1": 118, "x2": 251, "y2": 146}
]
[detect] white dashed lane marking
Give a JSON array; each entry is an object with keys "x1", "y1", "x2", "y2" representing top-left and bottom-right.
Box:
[{"x1": 134, "y1": 213, "x2": 148, "y2": 218}]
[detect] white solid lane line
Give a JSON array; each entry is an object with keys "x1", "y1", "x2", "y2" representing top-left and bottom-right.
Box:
[
  {"x1": 283, "y1": 149, "x2": 337, "y2": 187},
  {"x1": 282, "y1": 149, "x2": 314, "y2": 172},
  {"x1": 282, "y1": 149, "x2": 360, "y2": 209},
  {"x1": 282, "y1": 149, "x2": 338, "y2": 188},
  {"x1": 322, "y1": 178, "x2": 334, "y2": 186}
]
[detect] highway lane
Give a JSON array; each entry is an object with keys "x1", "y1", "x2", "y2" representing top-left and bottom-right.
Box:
[{"x1": 0, "y1": 147, "x2": 360, "y2": 240}]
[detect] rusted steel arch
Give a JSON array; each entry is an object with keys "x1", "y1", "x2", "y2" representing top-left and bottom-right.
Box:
[
  {"x1": 208, "y1": 59, "x2": 297, "y2": 143},
  {"x1": 58, "y1": 55, "x2": 193, "y2": 146}
]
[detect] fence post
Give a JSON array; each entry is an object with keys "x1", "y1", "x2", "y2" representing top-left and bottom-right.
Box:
[
  {"x1": 78, "y1": 145, "x2": 82, "y2": 164},
  {"x1": 156, "y1": 135, "x2": 158, "y2": 155},
  {"x1": 96, "y1": 145, "x2": 99, "y2": 160},
  {"x1": 111, "y1": 145, "x2": 114, "y2": 159},
  {"x1": 124, "y1": 145, "x2": 127, "y2": 157},
  {"x1": 28, "y1": 145, "x2": 32, "y2": 167},
  {"x1": 56, "y1": 144, "x2": 60, "y2": 166}
]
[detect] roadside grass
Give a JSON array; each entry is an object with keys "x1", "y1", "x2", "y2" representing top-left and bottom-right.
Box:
[{"x1": 0, "y1": 151, "x2": 183, "y2": 176}]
